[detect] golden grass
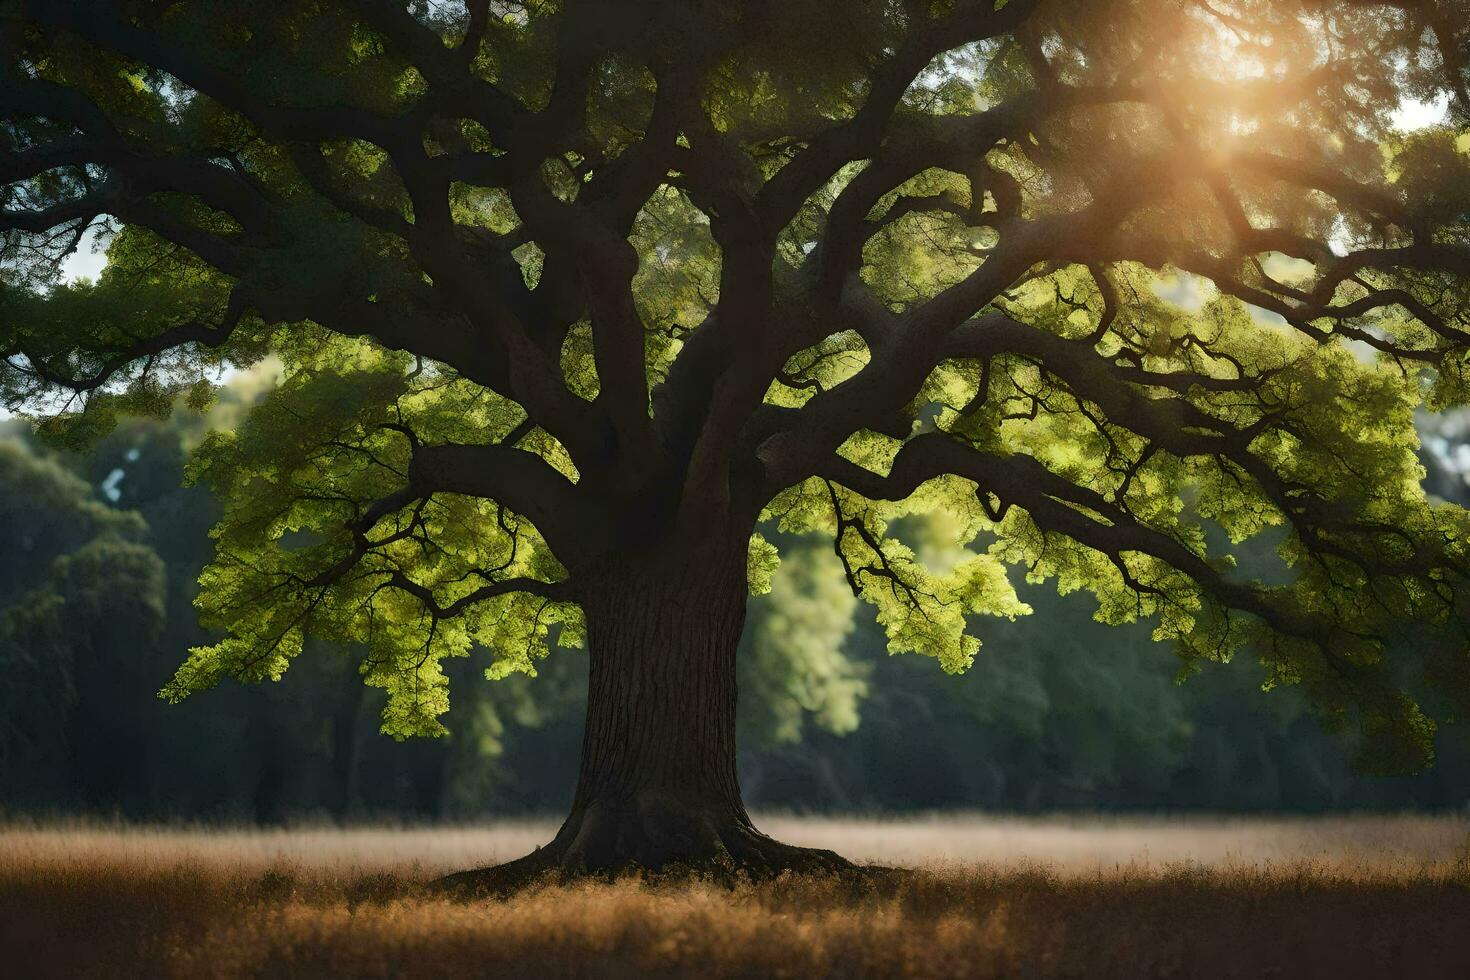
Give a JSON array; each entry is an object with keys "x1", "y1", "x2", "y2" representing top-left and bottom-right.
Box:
[{"x1": 3, "y1": 815, "x2": 1469, "y2": 979}]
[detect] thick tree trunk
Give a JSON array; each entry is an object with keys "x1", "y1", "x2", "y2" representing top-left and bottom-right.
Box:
[
  {"x1": 555, "y1": 536, "x2": 751, "y2": 868},
  {"x1": 436, "y1": 532, "x2": 855, "y2": 891}
]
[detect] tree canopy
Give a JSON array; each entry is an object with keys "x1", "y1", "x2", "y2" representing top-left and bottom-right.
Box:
[{"x1": 4, "y1": 0, "x2": 1470, "y2": 776}]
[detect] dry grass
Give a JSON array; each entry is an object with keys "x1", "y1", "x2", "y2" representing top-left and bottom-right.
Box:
[{"x1": 3, "y1": 815, "x2": 1470, "y2": 978}]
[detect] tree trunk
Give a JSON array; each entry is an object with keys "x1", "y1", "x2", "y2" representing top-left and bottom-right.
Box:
[
  {"x1": 436, "y1": 531, "x2": 854, "y2": 891},
  {"x1": 328, "y1": 669, "x2": 366, "y2": 822},
  {"x1": 555, "y1": 536, "x2": 751, "y2": 869}
]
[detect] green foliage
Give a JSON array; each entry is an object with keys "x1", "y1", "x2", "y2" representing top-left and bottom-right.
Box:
[
  {"x1": 3, "y1": 0, "x2": 1470, "y2": 780},
  {"x1": 163, "y1": 338, "x2": 582, "y2": 738},
  {"x1": 739, "y1": 540, "x2": 864, "y2": 745}
]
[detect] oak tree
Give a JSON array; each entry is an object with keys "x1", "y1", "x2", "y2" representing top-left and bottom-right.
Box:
[{"x1": 5, "y1": 0, "x2": 1470, "y2": 882}]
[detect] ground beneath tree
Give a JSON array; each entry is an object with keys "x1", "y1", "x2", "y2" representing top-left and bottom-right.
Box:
[{"x1": 2, "y1": 816, "x2": 1468, "y2": 978}]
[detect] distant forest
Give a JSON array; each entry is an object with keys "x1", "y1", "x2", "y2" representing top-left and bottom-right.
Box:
[{"x1": 4, "y1": 388, "x2": 1470, "y2": 820}]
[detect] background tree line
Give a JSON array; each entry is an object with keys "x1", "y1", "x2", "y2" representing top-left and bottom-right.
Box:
[{"x1": 3, "y1": 383, "x2": 1469, "y2": 821}]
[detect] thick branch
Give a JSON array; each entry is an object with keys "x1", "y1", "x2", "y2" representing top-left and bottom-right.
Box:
[{"x1": 407, "y1": 440, "x2": 595, "y2": 563}]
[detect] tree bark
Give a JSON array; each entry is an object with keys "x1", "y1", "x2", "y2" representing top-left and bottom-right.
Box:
[
  {"x1": 556, "y1": 535, "x2": 751, "y2": 868},
  {"x1": 436, "y1": 531, "x2": 855, "y2": 891}
]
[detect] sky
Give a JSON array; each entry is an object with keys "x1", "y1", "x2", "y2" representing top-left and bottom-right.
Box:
[
  {"x1": 1390, "y1": 93, "x2": 1451, "y2": 132},
  {"x1": 57, "y1": 224, "x2": 110, "y2": 284}
]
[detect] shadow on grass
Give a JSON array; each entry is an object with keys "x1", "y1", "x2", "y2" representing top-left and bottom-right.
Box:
[{"x1": 4, "y1": 852, "x2": 1470, "y2": 978}]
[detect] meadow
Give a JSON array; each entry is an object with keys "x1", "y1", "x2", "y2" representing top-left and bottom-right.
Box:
[{"x1": 3, "y1": 814, "x2": 1469, "y2": 979}]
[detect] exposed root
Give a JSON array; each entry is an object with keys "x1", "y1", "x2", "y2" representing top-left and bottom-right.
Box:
[
  {"x1": 429, "y1": 813, "x2": 904, "y2": 898},
  {"x1": 431, "y1": 847, "x2": 568, "y2": 897}
]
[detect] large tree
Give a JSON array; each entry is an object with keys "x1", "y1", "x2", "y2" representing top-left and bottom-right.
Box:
[{"x1": 4, "y1": 0, "x2": 1470, "y2": 882}]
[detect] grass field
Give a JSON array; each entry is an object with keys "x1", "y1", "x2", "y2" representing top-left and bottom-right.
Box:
[{"x1": 3, "y1": 814, "x2": 1469, "y2": 978}]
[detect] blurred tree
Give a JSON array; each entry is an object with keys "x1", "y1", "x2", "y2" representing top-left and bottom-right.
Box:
[
  {"x1": 739, "y1": 539, "x2": 864, "y2": 748},
  {"x1": 4, "y1": 0, "x2": 1470, "y2": 881},
  {"x1": 0, "y1": 437, "x2": 164, "y2": 807}
]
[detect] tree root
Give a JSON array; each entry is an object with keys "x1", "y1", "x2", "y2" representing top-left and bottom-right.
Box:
[{"x1": 429, "y1": 812, "x2": 905, "y2": 897}]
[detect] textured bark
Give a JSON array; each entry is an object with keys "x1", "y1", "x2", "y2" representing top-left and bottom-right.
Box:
[
  {"x1": 565, "y1": 537, "x2": 751, "y2": 849},
  {"x1": 436, "y1": 532, "x2": 856, "y2": 892}
]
